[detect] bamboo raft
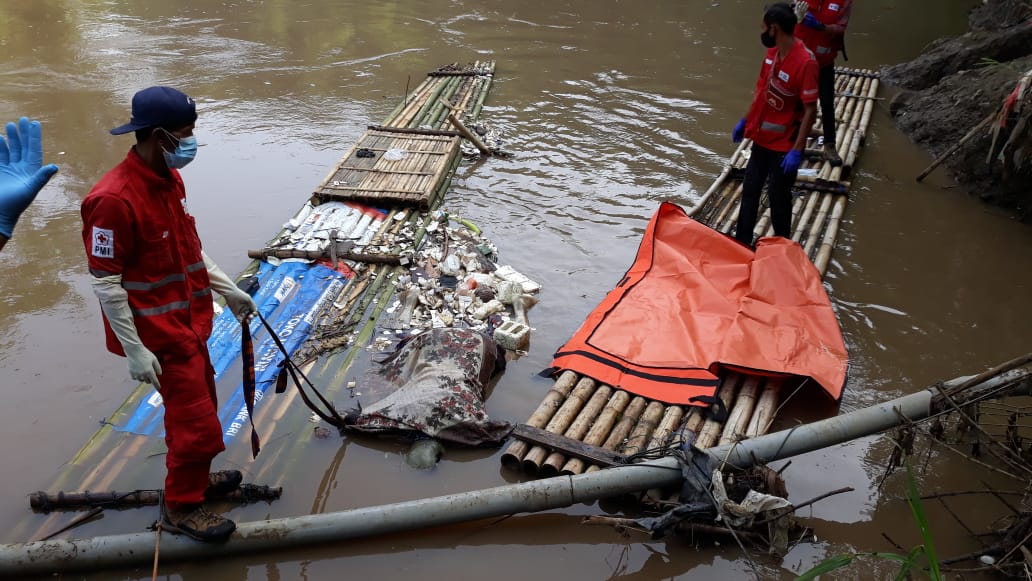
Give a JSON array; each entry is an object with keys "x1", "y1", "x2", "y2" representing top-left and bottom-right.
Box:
[
  {"x1": 501, "y1": 68, "x2": 880, "y2": 482},
  {"x1": 16, "y1": 61, "x2": 497, "y2": 543}
]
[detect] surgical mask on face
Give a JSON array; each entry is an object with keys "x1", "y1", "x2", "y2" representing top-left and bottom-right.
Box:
[
  {"x1": 159, "y1": 129, "x2": 198, "y2": 170},
  {"x1": 761, "y1": 27, "x2": 776, "y2": 48}
]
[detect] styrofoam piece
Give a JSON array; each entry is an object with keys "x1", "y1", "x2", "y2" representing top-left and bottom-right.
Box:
[
  {"x1": 496, "y1": 280, "x2": 523, "y2": 304},
  {"x1": 494, "y1": 320, "x2": 529, "y2": 350},
  {"x1": 472, "y1": 299, "x2": 504, "y2": 320},
  {"x1": 494, "y1": 265, "x2": 541, "y2": 294}
]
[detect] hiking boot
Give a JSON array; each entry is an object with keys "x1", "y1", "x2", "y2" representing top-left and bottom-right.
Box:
[
  {"x1": 205, "y1": 469, "x2": 243, "y2": 499},
  {"x1": 823, "y1": 143, "x2": 843, "y2": 167},
  {"x1": 161, "y1": 504, "x2": 236, "y2": 542}
]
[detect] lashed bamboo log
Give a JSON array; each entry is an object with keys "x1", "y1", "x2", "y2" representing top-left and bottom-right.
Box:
[
  {"x1": 696, "y1": 374, "x2": 742, "y2": 449},
  {"x1": 620, "y1": 401, "x2": 665, "y2": 457},
  {"x1": 645, "y1": 405, "x2": 686, "y2": 451},
  {"x1": 802, "y1": 193, "x2": 834, "y2": 257},
  {"x1": 746, "y1": 377, "x2": 784, "y2": 437},
  {"x1": 719, "y1": 376, "x2": 761, "y2": 445},
  {"x1": 585, "y1": 396, "x2": 648, "y2": 474},
  {"x1": 540, "y1": 385, "x2": 614, "y2": 476},
  {"x1": 561, "y1": 390, "x2": 631, "y2": 475},
  {"x1": 501, "y1": 371, "x2": 579, "y2": 469},
  {"x1": 522, "y1": 377, "x2": 598, "y2": 474},
  {"x1": 813, "y1": 195, "x2": 848, "y2": 275}
]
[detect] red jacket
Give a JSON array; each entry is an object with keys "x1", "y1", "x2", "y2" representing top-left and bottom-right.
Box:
[
  {"x1": 82, "y1": 149, "x2": 213, "y2": 357},
  {"x1": 744, "y1": 38, "x2": 819, "y2": 152},
  {"x1": 795, "y1": 0, "x2": 853, "y2": 68}
]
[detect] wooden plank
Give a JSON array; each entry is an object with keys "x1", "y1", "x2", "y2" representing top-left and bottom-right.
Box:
[
  {"x1": 511, "y1": 424, "x2": 630, "y2": 467},
  {"x1": 368, "y1": 125, "x2": 460, "y2": 138},
  {"x1": 336, "y1": 166, "x2": 436, "y2": 176}
]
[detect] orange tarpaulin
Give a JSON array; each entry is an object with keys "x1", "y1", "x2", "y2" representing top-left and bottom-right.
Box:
[{"x1": 552, "y1": 202, "x2": 848, "y2": 405}]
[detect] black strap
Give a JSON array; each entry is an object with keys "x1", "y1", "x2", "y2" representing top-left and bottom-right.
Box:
[
  {"x1": 240, "y1": 321, "x2": 262, "y2": 459},
  {"x1": 255, "y1": 312, "x2": 347, "y2": 428},
  {"x1": 689, "y1": 394, "x2": 729, "y2": 423}
]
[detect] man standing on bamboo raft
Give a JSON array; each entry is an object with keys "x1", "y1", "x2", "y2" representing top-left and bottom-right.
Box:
[
  {"x1": 794, "y1": 0, "x2": 853, "y2": 166},
  {"x1": 732, "y1": 3, "x2": 818, "y2": 247},
  {"x1": 80, "y1": 86, "x2": 256, "y2": 543}
]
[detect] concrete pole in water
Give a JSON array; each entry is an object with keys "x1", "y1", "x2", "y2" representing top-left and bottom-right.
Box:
[{"x1": 1, "y1": 367, "x2": 1028, "y2": 576}]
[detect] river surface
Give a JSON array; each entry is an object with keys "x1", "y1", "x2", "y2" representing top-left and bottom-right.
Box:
[{"x1": 3, "y1": 1, "x2": 1032, "y2": 579}]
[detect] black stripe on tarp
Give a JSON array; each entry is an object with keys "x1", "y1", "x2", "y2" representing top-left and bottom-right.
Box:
[{"x1": 552, "y1": 349, "x2": 720, "y2": 387}]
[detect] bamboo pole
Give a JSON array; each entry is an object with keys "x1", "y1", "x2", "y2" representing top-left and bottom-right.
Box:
[
  {"x1": 802, "y1": 193, "x2": 833, "y2": 257},
  {"x1": 539, "y1": 385, "x2": 614, "y2": 476},
  {"x1": 813, "y1": 195, "x2": 848, "y2": 275},
  {"x1": 791, "y1": 191, "x2": 821, "y2": 244},
  {"x1": 561, "y1": 390, "x2": 631, "y2": 475},
  {"x1": 916, "y1": 109, "x2": 994, "y2": 182},
  {"x1": 620, "y1": 401, "x2": 665, "y2": 457},
  {"x1": 746, "y1": 377, "x2": 784, "y2": 438},
  {"x1": 522, "y1": 377, "x2": 598, "y2": 474},
  {"x1": 696, "y1": 374, "x2": 742, "y2": 449},
  {"x1": 584, "y1": 396, "x2": 647, "y2": 474},
  {"x1": 688, "y1": 140, "x2": 748, "y2": 217},
  {"x1": 719, "y1": 376, "x2": 761, "y2": 445},
  {"x1": 645, "y1": 405, "x2": 686, "y2": 451},
  {"x1": 501, "y1": 371, "x2": 580, "y2": 469}
]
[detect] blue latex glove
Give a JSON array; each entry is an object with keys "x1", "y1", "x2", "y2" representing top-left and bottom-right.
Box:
[
  {"x1": 731, "y1": 118, "x2": 746, "y2": 143},
  {"x1": 0, "y1": 117, "x2": 59, "y2": 238},
  {"x1": 802, "y1": 13, "x2": 824, "y2": 30},
  {"x1": 781, "y1": 149, "x2": 803, "y2": 173}
]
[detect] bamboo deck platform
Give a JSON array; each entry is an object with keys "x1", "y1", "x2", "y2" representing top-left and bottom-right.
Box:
[{"x1": 501, "y1": 68, "x2": 880, "y2": 481}]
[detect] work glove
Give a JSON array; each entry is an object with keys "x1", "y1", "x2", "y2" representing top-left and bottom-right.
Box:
[
  {"x1": 203, "y1": 251, "x2": 257, "y2": 321},
  {"x1": 802, "y1": 12, "x2": 824, "y2": 30},
  {"x1": 732, "y1": 118, "x2": 746, "y2": 143},
  {"x1": 792, "y1": 1, "x2": 809, "y2": 22},
  {"x1": 0, "y1": 117, "x2": 59, "y2": 238},
  {"x1": 780, "y1": 149, "x2": 803, "y2": 174},
  {"x1": 92, "y1": 275, "x2": 163, "y2": 389}
]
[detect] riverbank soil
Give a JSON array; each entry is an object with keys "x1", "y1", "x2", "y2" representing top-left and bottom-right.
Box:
[{"x1": 881, "y1": 0, "x2": 1032, "y2": 219}]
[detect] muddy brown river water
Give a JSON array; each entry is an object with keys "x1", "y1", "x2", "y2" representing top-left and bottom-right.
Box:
[{"x1": 2, "y1": 1, "x2": 1032, "y2": 579}]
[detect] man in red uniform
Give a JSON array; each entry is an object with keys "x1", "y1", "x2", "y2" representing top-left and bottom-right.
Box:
[
  {"x1": 732, "y1": 3, "x2": 819, "y2": 246},
  {"x1": 794, "y1": 0, "x2": 853, "y2": 166},
  {"x1": 81, "y1": 86, "x2": 256, "y2": 542}
]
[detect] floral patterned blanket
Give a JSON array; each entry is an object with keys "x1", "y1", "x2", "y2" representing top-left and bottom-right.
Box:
[{"x1": 343, "y1": 328, "x2": 511, "y2": 446}]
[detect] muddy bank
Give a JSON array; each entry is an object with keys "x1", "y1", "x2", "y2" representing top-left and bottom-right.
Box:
[{"x1": 881, "y1": 0, "x2": 1032, "y2": 219}]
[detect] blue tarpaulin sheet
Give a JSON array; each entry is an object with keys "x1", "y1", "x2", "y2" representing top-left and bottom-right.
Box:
[{"x1": 113, "y1": 262, "x2": 348, "y2": 444}]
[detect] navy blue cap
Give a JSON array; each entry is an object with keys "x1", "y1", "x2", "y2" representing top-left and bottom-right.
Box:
[{"x1": 110, "y1": 86, "x2": 197, "y2": 135}]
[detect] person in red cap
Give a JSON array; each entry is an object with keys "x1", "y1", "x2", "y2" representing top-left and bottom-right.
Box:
[
  {"x1": 731, "y1": 3, "x2": 819, "y2": 247},
  {"x1": 81, "y1": 86, "x2": 256, "y2": 542},
  {"x1": 0, "y1": 117, "x2": 59, "y2": 252},
  {"x1": 794, "y1": 0, "x2": 854, "y2": 166}
]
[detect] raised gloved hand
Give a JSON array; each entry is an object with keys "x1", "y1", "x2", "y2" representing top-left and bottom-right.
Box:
[
  {"x1": 0, "y1": 117, "x2": 59, "y2": 238},
  {"x1": 780, "y1": 149, "x2": 803, "y2": 173},
  {"x1": 92, "y1": 274, "x2": 163, "y2": 389},
  {"x1": 204, "y1": 251, "x2": 257, "y2": 321},
  {"x1": 732, "y1": 118, "x2": 746, "y2": 143},
  {"x1": 802, "y1": 12, "x2": 824, "y2": 30}
]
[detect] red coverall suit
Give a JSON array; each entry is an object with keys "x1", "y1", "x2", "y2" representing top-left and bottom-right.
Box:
[
  {"x1": 81, "y1": 148, "x2": 224, "y2": 510},
  {"x1": 794, "y1": 0, "x2": 853, "y2": 149},
  {"x1": 735, "y1": 37, "x2": 819, "y2": 245}
]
